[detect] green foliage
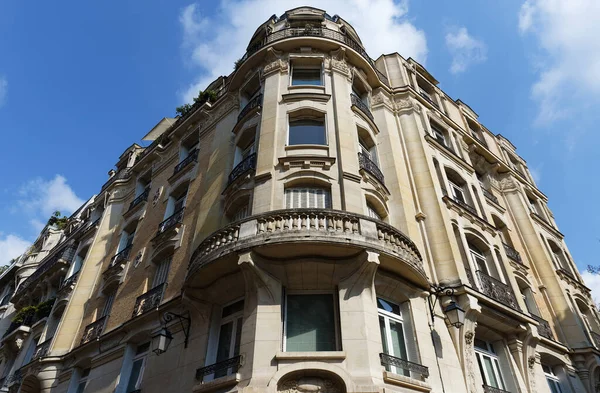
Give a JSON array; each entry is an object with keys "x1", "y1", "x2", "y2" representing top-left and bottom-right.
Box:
[
  {"x1": 175, "y1": 89, "x2": 218, "y2": 118},
  {"x1": 234, "y1": 58, "x2": 243, "y2": 70},
  {"x1": 0, "y1": 265, "x2": 8, "y2": 275},
  {"x1": 12, "y1": 306, "x2": 36, "y2": 324},
  {"x1": 47, "y1": 210, "x2": 69, "y2": 230}
]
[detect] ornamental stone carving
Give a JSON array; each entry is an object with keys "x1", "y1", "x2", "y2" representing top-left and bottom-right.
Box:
[
  {"x1": 279, "y1": 377, "x2": 343, "y2": 393},
  {"x1": 263, "y1": 58, "x2": 288, "y2": 76},
  {"x1": 465, "y1": 331, "x2": 474, "y2": 345},
  {"x1": 152, "y1": 187, "x2": 162, "y2": 207},
  {"x1": 499, "y1": 176, "x2": 519, "y2": 192},
  {"x1": 394, "y1": 98, "x2": 420, "y2": 113},
  {"x1": 133, "y1": 249, "x2": 144, "y2": 268}
]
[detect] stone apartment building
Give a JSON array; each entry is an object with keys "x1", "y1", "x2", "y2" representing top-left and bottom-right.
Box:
[{"x1": 1, "y1": 6, "x2": 599, "y2": 393}]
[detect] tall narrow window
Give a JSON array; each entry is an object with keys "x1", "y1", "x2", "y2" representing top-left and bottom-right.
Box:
[
  {"x1": 288, "y1": 119, "x2": 326, "y2": 146},
  {"x1": 367, "y1": 203, "x2": 382, "y2": 220},
  {"x1": 378, "y1": 298, "x2": 409, "y2": 376},
  {"x1": 358, "y1": 128, "x2": 378, "y2": 167},
  {"x1": 449, "y1": 180, "x2": 466, "y2": 204},
  {"x1": 101, "y1": 291, "x2": 116, "y2": 318},
  {"x1": 214, "y1": 300, "x2": 244, "y2": 378},
  {"x1": 22, "y1": 336, "x2": 40, "y2": 365},
  {"x1": 165, "y1": 187, "x2": 188, "y2": 219},
  {"x1": 284, "y1": 293, "x2": 338, "y2": 352},
  {"x1": 474, "y1": 339, "x2": 507, "y2": 391},
  {"x1": 469, "y1": 243, "x2": 488, "y2": 275},
  {"x1": 134, "y1": 173, "x2": 151, "y2": 199},
  {"x1": 118, "y1": 230, "x2": 135, "y2": 253},
  {"x1": 543, "y1": 365, "x2": 563, "y2": 393},
  {"x1": 152, "y1": 257, "x2": 172, "y2": 288},
  {"x1": 285, "y1": 187, "x2": 332, "y2": 209},
  {"x1": 126, "y1": 343, "x2": 149, "y2": 393},
  {"x1": 75, "y1": 368, "x2": 90, "y2": 393},
  {"x1": 430, "y1": 123, "x2": 447, "y2": 146}
]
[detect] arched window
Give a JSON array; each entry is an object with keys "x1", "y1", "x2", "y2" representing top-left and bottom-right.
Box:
[
  {"x1": 288, "y1": 109, "x2": 326, "y2": 146},
  {"x1": 367, "y1": 202, "x2": 382, "y2": 220}
]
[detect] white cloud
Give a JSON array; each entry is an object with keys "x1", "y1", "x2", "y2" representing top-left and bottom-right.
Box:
[
  {"x1": 0, "y1": 234, "x2": 29, "y2": 266},
  {"x1": 0, "y1": 76, "x2": 7, "y2": 108},
  {"x1": 581, "y1": 270, "x2": 600, "y2": 306},
  {"x1": 179, "y1": 0, "x2": 427, "y2": 103},
  {"x1": 518, "y1": 0, "x2": 600, "y2": 125},
  {"x1": 18, "y1": 175, "x2": 84, "y2": 217},
  {"x1": 445, "y1": 26, "x2": 487, "y2": 74},
  {"x1": 529, "y1": 164, "x2": 542, "y2": 184}
]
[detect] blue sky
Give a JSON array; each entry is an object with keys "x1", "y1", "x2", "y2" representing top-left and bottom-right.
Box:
[{"x1": 1, "y1": 0, "x2": 599, "y2": 293}]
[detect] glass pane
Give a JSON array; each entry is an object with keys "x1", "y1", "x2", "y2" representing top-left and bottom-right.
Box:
[
  {"x1": 547, "y1": 379, "x2": 562, "y2": 393},
  {"x1": 389, "y1": 320, "x2": 409, "y2": 376},
  {"x1": 483, "y1": 356, "x2": 500, "y2": 388},
  {"x1": 215, "y1": 322, "x2": 234, "y2": 378},
  {"x1": 289, "y1": 119, "x2": 326, "y2": 145},
  {"x1": 126, "y1": 359, "x2": 144, "y2": 392},
  {"x1": 379, "y1": 316, "x2": 389, "y2": 355},
  {"x1": 76, "y1": 382, "x2": 87, "y2": 393},
  {"x1": 292, "y1": 68, "x2": 321, "y2": 86},
  {"x1": 233, "y1": 317, "x2": 243, "y2": 356},
  {"x1": 377, "y1": 298, "x2": 401, "y2": 316},
  {"x1": 286, "y1": 294, "x2": 336, "y2": 352}
]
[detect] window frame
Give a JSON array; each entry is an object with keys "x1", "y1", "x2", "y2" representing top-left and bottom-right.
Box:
[
  {"x1": 283, "y1": 290, "x2": 341, "y2": 352},
  {"x1": 377, "y1": 297, "x2": 411, "y2": 376},
  {"x1": 290, "y1": 63, "x2": 323, "y2": 87},
  {"x1": 284, "y1": 187, "x2": 332, "y2": 209},
  {"x1": 125, "y1": 343, "x2": 149, "y2": 393},
  {"x1": 151, "y1": 256, "x2": 172, "y2": 288},
  {"x1": 430, "y1": 123, "x2": 447, "y2": 146},
  {"x1": 287, "y1": 116, "x2": 327, "y2": 146},
  {"x1": 448, "y1": 180, "x2": 466, "y2": 204},
  {"x1": 542, "y1": 364, "x2": 564, "y2": 393},
  {"x1": 205, "y1": 298, "x2": 244, "y2": 381},
  {"x1": 101, "y1": 290, "x2": 116, "y2": 318},
  {"x1": 75, "y1": 368, "x2": 90, "y2": 393},
  {"x1": 474, "y1": 339, "x2": 507, "y2": 391}
]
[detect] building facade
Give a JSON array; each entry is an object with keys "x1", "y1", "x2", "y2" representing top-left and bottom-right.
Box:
[{"x1": 1, "y1": 6, "x2": 599, "y2": 393}]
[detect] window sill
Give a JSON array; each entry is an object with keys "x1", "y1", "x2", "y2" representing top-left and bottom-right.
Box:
[
  {"x1": 192, "y1": 373, "x2": 240, "y2": 393},
  {"x1": 383, "y1": 371, "x2": 431, "y2": 392},
  {"x1": 285, "y1": 144, "x2": 329, "y2": 157},
  {"x1": 275, "y1": 351, "x2": 346, "y2": 361},
  {"x1": 288, "y1": 84, "x2": 326, "y2": 92}
]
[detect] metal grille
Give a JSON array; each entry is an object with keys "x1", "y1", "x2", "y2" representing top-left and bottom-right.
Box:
[
  {"x1": 81, "y1": 316, "x2": 107, "y2": 344},
  {"x1": 358, "y1": 152, "x2": 385, "y2": 184},
  {"x1": 351, "y1": 93, "x2": 374, "y2": 120},
  {"x1": 195, "y1": 355, "x2": 242, "y2": 381},
  {"x1": 173, "y1": 149, "x2": 199, "y2": 175},
  {"x1": 379, "y1": 353, "x2": 429, "y2": 379},
  {"x1": 157, "y1": 208, "x2": 185, "y2": 236},
  {"x1": 132, "y1": 283, "x2": 166, "y2": 318},
  {"x1": 228, "y1": 153, "x2": 257, "y2": 185},
  {"x1": 502, "y1": 243, "x2": 522, "y2": 264},
  {"x1": 476, "y1": 270, "x2": 520, "y2": 310}
]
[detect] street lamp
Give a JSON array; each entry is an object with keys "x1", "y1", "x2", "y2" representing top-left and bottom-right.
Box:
[
  {"x1": 151, "y1": 311, "x2": 191, "y2": 356},
  {"x1": 428, "y1": 286, "x2": 465, "y2": 328}
]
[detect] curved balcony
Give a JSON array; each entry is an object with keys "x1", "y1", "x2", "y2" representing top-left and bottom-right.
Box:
[
  {"x1": 351, "y1": 93, "x2": 374, "y2": 121},
  {"x1": 227, "y1": 153, "x2": 257, "y2": 186},
  {"x1": 238, "y1": 26, "x2": 389, "y2": 86},
  {"x1": 358, "y1": 152, "x2": 384, "y2": 185},
  {"x1": 188, "y1": 209, "x2": 425, "y2": 287}
]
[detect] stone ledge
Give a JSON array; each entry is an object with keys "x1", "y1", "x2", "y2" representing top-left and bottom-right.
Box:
[
  {"x1": 383, "y1": 371, "x2": 431, "y2": 392},
  {"x1": 192, "y1": 373, "x2": 240, "y2": 393},
  {"x1": 275, "y1": 351, "x2": 346, "y2": 360}
]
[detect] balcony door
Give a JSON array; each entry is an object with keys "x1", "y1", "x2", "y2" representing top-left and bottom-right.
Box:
[
  {"x1": 474, "y1": 339, "x2": 507, "y2": 391},
  {"x1": 214, "y1": 300, "x2": 244, "y2": 379},
  {"x1": 377, "y1": 298, "x2": 409, "y2": 377}
]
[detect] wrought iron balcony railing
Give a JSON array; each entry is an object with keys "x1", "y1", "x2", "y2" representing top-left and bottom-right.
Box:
[
  {"x1": 132, "y1": 283, "x2": 166, "y2": 318},
  {"x1": 173, "y1": 149, "x2": 199, "y2": 175},
  {"x1": 476, "y1": 270, "x2": 520, "y2": 310},
  {"x1": 80, "y1": 218, "x2": 101, "y2": 237},
  {"x1": 157, "y1": 208, "x2": 185, "y2": 236},
  {"x1": 129, "y1": 188, "x2": 150, "y2": 211},
  {"x1": 81, "y1": 316, "x2": 107, "y2": 344},
  {"x1": 358, "y1": 152, "x2": 385, "y2": 185},
  {"x1": 483, "y1": 385, "x2": 511, "y2": 393},
  {"x1": 446, "y1": 195, "x2": 478, "y2": 217},
  {"x1": 32, "y1": 338, "x2": 51, "y2": 360},
  {"x1": 238, "y1": 94, "x2": 262, "y2": 123},
  {"x1": 482, "y1": 188, "x2": 498, "y2": 204},
  {"x1": 59, "y1": 271, "x2": 80, "y2": 291},
  {"x1": 240, "y1": 26, "x2": 389, "y2": 86},
  {"x1": 350, "y1": 93, "x2": 374, "y2": 120},
  {"x1": 195, "y1": 355, "x2": 242, "y2": 382},
  {"x1": 101, "y1": 168, "x2": 132, "y2": 191},
  {"x1": 502, "y1": 243, "x2": 523, "y2": 265},
  {"x1": 228, "y1": 153, "x2": 257, "y2": 185},
  {"x1": 15, "y1": 245, "x2": 77, "y2": 296},
  {"x1": 109, "y1": 245, "x2": 132, "y2": 268},
  {"x1": 531, "y1": 314, "x2": 554, "y2": 340},
  {"x1": 380, "y1": 353, "x2": 429, "y2": 380},
  {"x1": 2, "y1": 313, "x2": 35, "y2": 338}
]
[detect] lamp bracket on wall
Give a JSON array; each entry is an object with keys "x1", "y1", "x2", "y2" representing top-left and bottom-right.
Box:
[{"x1": 163, "y1": 311, "x2": 191, "y2": 348}]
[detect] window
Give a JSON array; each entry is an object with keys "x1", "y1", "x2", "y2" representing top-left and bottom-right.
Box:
[
  {"x1": 165, "y1": 187, "x2": 188, "y2": 218},
  {"x1": 134, "y1": 173, "x2": 151, "y2": 199},
  {"x1": 543, "y1": 365, "x2": 563, "y2": 393},
  {"x1": 284, "y1": 293, "x2": 338, "y2": 352},
  {"x1": 449, "y1": 180, "x2": 466, "y2": 204},
  {"x1": 126, "y1": 343, "x2": 149, "y2": 393},
  {"x1": 213, "y1": 300, "x2": 244, "y2": 379},
  {"x1": 232, "y1": 204, "x2": 249, "y2": 222},
  {"x1": 378, "y1": 298, "x2": 409, "y2": 376},
  {"x1": 358, "y1": 129, "x2": 378, "y2": 166},
  {"x1": 474, "y1": 339, "x2": 507, "y2": 391},
  {"x1": 285, "y1": 187, "x2": 332, "y2": 209},
  {"x1": 22, "y1": 336, "x2": 40, "y2": 365},
  {"x1": 469, "y1": 243, "x2": 488, "y2": 275},
  {"x1": 75, "y1": 368, "x2": 90, "y2": 393},
  {"x1": 152, "y1": 256, "x2": 171, "y2": 288},
  {"x1": 68, "y1": 248, "x2": 87, "y2": 278},
  {"x1": 291, "y1": 66, "x2": 322, "y2": 86},
  {"x1": 367, "y1": 203, "x2": 382, "y2": 220},
  {"x1": 179, "y1": 135, "x2": 199, "y2": 163},
  {"x1": 101, "y1": 291, "x2": 116, "y2": 318},
  {"x1": 118, "y1": 230, "x2": 135, "y2": 253},
  {"x1": 288, "y1": 118, "x2": 326, "y2": 146},
  {"x1": 430, "y1": 123, "x2": 447, "y2": 146}
]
